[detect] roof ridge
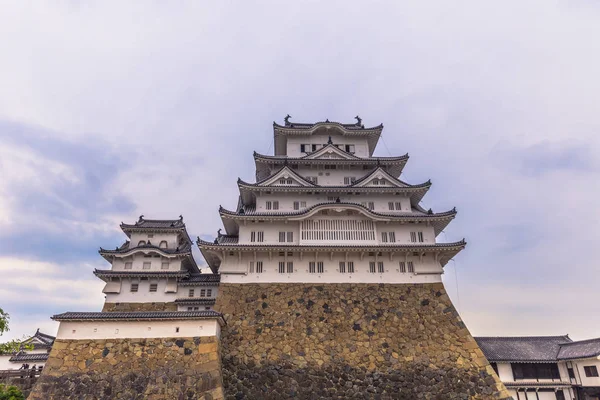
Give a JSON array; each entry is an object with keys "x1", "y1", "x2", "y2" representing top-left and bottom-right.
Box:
[
  {"x1": 476, "y1": 335, "x2": 571, "y2": 340},
  {"x1": 560, "y1": 337, "x2": 600, "y2": 346}
]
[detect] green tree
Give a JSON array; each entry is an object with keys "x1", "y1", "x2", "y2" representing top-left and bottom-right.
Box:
[
  {"x1": 0, "y1": 384, "x2": 25, "y2": 400},
  {"x1": 0, "y1": 308, "x2": 30, "y2": 355}
]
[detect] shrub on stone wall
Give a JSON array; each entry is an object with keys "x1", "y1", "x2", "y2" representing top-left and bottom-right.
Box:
[{"x1": 0, "y1": 384, "x2": 25, "y2": 400}]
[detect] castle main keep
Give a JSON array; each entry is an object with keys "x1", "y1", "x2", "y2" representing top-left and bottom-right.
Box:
[{"x1": 30, "y1": 117, "x2": 512, "y2": 399}]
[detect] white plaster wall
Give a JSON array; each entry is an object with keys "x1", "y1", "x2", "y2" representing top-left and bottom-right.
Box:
[
  {"x1": 56, "y1": 319, "x2": 220, "y2": 340},
  {"x1": 496, "y1": 363, "x2": 514, "y2": 381},
  {"x1": 111, "y1": 257, "x2": 183, "y2": 272},
  {"x1": 0, "y1": 355, "x2": 13, "y2": 370},
  {"x1": 218, "y1": 251, "x2": 442, "y2": 284},
  {"x1": 104, "y1": 279, "x2": 218, "y2": 303},
  {"x1": 287, "y1": 135, "x2": 370, "y2": 158},
  {"x1": 574, "y1": 358, "x2": 600, "y2": 387},
  {"x1": 238, "y1": 220, "x2": 437, "y2": 245},
  {"x1": 255, "y1": 193, "x2": 412, "y2": 213},
  {"x1": 129, "y1": 232, "x2": 180, "y2": 249},
  {"x1": 177, "y1": 305, "x2": 213, "y2": 312}
]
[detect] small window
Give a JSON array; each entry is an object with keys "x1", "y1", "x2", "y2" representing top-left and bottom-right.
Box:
[
  {"x1": 188, "y1": 289, "x2": 194, "y2": 297},
  {"x1": 287, "y1": 262, "x2": 294, "y2": 273},
  {"x1": 399, "y1": 262, "x2": 406, "y2": 273},
  {"x1": 124, "y1": 262, "x2": 132, "y2": 270},
  {"x1": 138, "y1": 240, "x2": 146, "y2": 246},
  {"x1": 278, "y1": 261, "x2": 286, "y2": 274},
  {"x1": 380, "y1": 179, "x2": 386, "y2": 185},
  {"x1": 368, "y1": 202, "x2": 374, "y2": 210},
  {"x1": 395, "y1": 202, "x2": 402, "y2": 210},
  {"x1": 200, "y1": 289, "x2": 206, "y2": 297},
  {"x1": 287, "y1": 179, "x2": 293, "y2": 184},
  {"x1": 410, "y1": 232, "x2": 417, "y2": 243},
  {"x1": 309, "y1": 262, "x2": 316, "y2": 274},
  {"x1": 149, "y1": 283, "x2": 158, "y2": 292},
  {"x1": 345, "y1": 144, "x2": 355, "y2": 153},
  {"x1": 307, "y1": 176, "x2": 318, "y2": 184},
  {"x1": 317, "y1": 262, "x2": 324, "y2": 274},
  {"x1": 348, "y1": 261, "x2": 354, "y2": 273},
  {"x1": 311, "y1": 144, "x2": 318, "y2": 152},
  {"x1": 287, "y1": 232, "x2": 293, "y2": 242},
  {"x1": 273, "y1": 201, "x2": 279, "y2": 210},
  {"x1": 256, "y1": 261, "x2": 263, "y2": 273},
  {"x1": 301, "y1": 201, "x2": 306, "y2": 207},
  {"x1": 584, "y1": 366, "x2": 599, "y2": 377},
  {"x1": 407, "y1": 261, "x2": 414, "y2": 273},
  {"x1": 378, "y1": 262, "x2": 384, "y2": 273},
  {"x1": 388, "y1": 202, "x2": 394, "y2": 211},
  {"x1": 257, "y1": 232, "x2": 264, "y2": 242},
  {"x1": 300, "y1": 144, "x2": 307, "y2": 153},
  {"x1": 279, "y1": 232, "x2": 286, "y2": 243},
  {"x1": 175, "y1": 327, "x2": 180, "y2": 333},
  {"x1": 161, "y1": 262, "x2": 169, "y2": 270},
  {"x1": 389, "y1": 232, "x2": 396, "y2": 243},
  {"x1": 293, "y1": 201, "x2": 300, "y2": 210},
  {"x1": 418, "y1": 232, "x2": 424, "y2": 242},
  {"x1": 194, "y1": 307, "x2": 199, "y2": 311},
  {"x1": 373, "y1": 179, "x2": 379, "y2": 185},
  {"x1": 568, "y1": 368, "x2": 575, "y2": 379},
  {"x1": 250, "y1": 231, "x2": 256, "y2": 242},
  {"x1": 207, "y1": 289, "x2": 212, "y2": 297},
  {"x1": 249, "y1": 261, "x2": 254, "y2": 273},
  {"x1": 344, "y1": 177, "x2": 356, "y2": 185},
  {"x1": 143, "y1": 262, "x2": 151, "y2": 270},
  {"x1": 369, "y1": 262, "x2": 376, "y2": 273},
  {"x1": 187, "y1": 306, "x2": 193, "y2": 311},
  {"x1": 266, "y1": 201, "x2": 272, "y2": 210},
  {"x1": 279, "y1": 178, "x2": 286, "y2": 185},
  {"x1": 130, "y1": 283, "x2": 139, "y2": 292},
  {"x1": 159, "y1": 241, "x2": 168, "y2": 249},
  {"x1": 381, "y1": 232, "x2": 388, "y2": 243},
  {"x1": 339, "y1": 261, "x2": 346, "y2": 273}
]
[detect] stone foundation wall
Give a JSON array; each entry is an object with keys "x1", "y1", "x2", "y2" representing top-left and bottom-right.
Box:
[
  {"x1": 0, "y1": 374, "x2": 38, "y2": 398},
  {"x1": 101, "y1": 302, "x2": 177, "y2": 312},
  {"x1": 215, "y1": 283, "x2": 512, "y2": 400},
  {"x1": 28, "y1": 336, "x2": 223, "y2": 400}
]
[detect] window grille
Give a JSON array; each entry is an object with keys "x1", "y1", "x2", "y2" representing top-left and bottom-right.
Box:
[
  {"x1": 389, "y1": 232, "x2": 396, "y2": 242},
  {"x1": 348, "y1": 261, "x2": 354, "y2": 273},
  {"x1": 399, "y1": 262, "x2": 406, "y2": 273},
  {"x1": 279, "y1": 178, "x2": 286, "y2": 185},
  {"x1": 273, "y1": 201, "x2": 279, "y2": 210},
  {"x1": 279, "y1": 232, "x2": 286, "y2": 242},
  {"x1": 266, "y1": 201, "x2": 272, "y2": 210},
  {"x1": 287, "y1": 179, "x2": 293, "y2": 184},
  {"x1": 251, "y1": 231, "x2": 256, "y2": 242},
  {"x1": 410, "y1": 232, "x2": 417, "y2": 243},
  {"x1": 287, "y1": 232, "x2": 293, "y2": 242},
  {"x1": 378, "y1": 262, "x2": 385, "y2": 273},
  {"x1": 287, "y1": 262, "x2": 294, "y2": 273},
  {"x1": 256, "y1": 261, "x2": 263, "y2": 273},
  {"x1": 388, "y1": 202, "x2": 394, "y2": 210},
  {"x1": 149, "y1": 284, "x2": 158, "y2": 292},
  {"x1": 345, "y1": 144, "x2": 355, "y2": 153},
  {"x1": 584, "y1": 366, "x2": 599, "y2": 377},
  {"x1": 124, "y1": 262, "x2": 132, "y2": 270},
  {"x1": 278, "y1": 262, "x2": 285, "y2": 274},
  {"x1": 300, "y1": 219, "x2": 376, "y2": 242},
  {"x1": 369, "y1": 262, "x2": 376, "y2": 273},
  {"x1": 293, "y1": 201, "x2": 299, "y2": 210},
  {"x1": 257, "y1": 232, "x2": 264, "y2": 242},
  {"x1": 200, "y1": 289, "x2": 206, "y2": 297},
  {"x1": 130, "y1": 283, "x2": 139, "y2": 292},
  {"x1": 249, "y1": 261, "x2": 254, "y2": 273},
  {"x1": 395, "y1": 202, "x2": 402, "y2": 210},
  {"x1": 418, "y1": 232, "x2": 424, "y2": 242},
  {"x1": 339, "y1": 261, "x2": 345, "y2": 273},
  {"x1": 380, "y1": 179, "x2": 386, "y2": 185},
  {"x1": 309, "y1": 262, "x2": 316, "y2": 274},
  {"x1": 161, "y1": 262, "x2": 169, "y2": 270},
  {"x1": 317, "y1": 262, "x2": 324, "y2": 274},
  {"x1": 368, "y1": 202, "x2": 374, "y2": 210},
  {"x1": 381, "y1": 232, "x2": 388, "y2": 243},
  {"x1": 407, "y1": 261, "x2": 414, "y2": 273},
  {"x1": 188, "y1": 289, "x2": 194, "y2": 297},
  {"x1": 207, "y1": 289, "x2": 212, "y2": 297}
]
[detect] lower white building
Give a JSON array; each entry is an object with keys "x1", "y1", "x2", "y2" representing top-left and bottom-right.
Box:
[
  {"x1": 0, "y1": 329, "x2": 55, "y2": 370},
  {"x1": 475, "y1": 336, "x2": 600, "y2": 400}
]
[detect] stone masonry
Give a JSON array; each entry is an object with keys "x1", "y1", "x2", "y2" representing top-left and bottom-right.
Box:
[
  {"x1": 215, "y1": 282, "x2": 512, "y2": 400},
  {"x1": 28, "y1": 336, "x2": 223, "y2": 400}
]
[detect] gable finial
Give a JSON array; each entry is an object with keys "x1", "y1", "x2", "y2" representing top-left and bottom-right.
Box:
[
  {"x1": 217, "y1": 228, "x2": 222, "y2": 237},
  {"x1": 284, "y1": 114, "x2": 291, "y2": 125},
  {"x1": 179, "y1": 215, "x2": 183, "y2": 221},
  {"x1": 138, "y1": 214, "x2": 144, "y2": 223},
  {"x1": 325, "y1": 119, "x2": 330, "y2": 123},
  {"x1": 355, "y1": 115, "x2": 362, "y2": 125},
  {"x1": 328, "y1": 136, "x2": 333, "y2": 145}
]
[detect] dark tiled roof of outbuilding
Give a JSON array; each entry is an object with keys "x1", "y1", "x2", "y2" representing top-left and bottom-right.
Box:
[
  {"x1": 9, "y1": 353, "x2": 49, "y2": 362},
  {"x1": 174, "y1": 298, "x2": 217, "y2": 305},
  {"x1": 93, "y1": 269, "x2": 190, "y2": 279},
  {"x1": 120, "y1": 215, "x2": 186, "y2": 230},
  {"x1": 475, "y1": 336, "x2": 571, "y2": 362},
  {"x1": 52, "y1": 311, "x2": 224, "y2": 321},
  {"x1": 273, "y1": 119, "x2": 382, "y2": 131},
  {"x1": 557, "y1": 337, "x2": 600, "y2": 360},
  {"x1": 178, "y1": 273, "x2": 221, "y2": 286},
  {"x1": 503, "y1": 381, "x2": 572, "y2": 388}
]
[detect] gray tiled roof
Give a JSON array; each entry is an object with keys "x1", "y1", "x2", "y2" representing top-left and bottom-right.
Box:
[
  {"x1": 475, "y1": 336, "x2": 572, "y2": 362},
  {"x1": 93, "y1": 269, "x2": 190, "y2": 279},
  {"x1": 120, "y1": 216, "x2": 186, "y2": 230},
  {"x1": 52, "y1": 311, "x2": 223, "y2": 321},
  {"x1": 9, "y1": 353, "x2": 49, "y2": 362},
  {"x1": 253, "y1": 151, "x2": 408, "y2": 162},
  {"x1": 557, "y1": 338, "x2": 600, "y2": 360},
  {"x1": 99, "y1": 241, "x2": 192, "y2": 255},
  {"x1": 178, "y1": 274, "x2": 221, "y2": 286},
  {"x1": 174, "y1": 298, "x2": 217, "y2": 305}
]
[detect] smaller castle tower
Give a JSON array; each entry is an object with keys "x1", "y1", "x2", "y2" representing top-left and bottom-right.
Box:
[{"x1": 29, "y1": 217, "x2": 225, "y2": 400}]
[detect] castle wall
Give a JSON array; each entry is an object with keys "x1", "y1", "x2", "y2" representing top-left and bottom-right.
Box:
[
  {"x1": 29, "y1": 336, "x2": 224, "y2": 400},
  {"x1": 214, "y1": 282, "x2": 512, "y2": 399},
  {"x1": 102, "y1": 301, "x2": 178, "y2": 312}
]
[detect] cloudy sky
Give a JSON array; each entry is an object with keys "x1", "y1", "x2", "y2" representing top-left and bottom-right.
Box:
[{"x1": 1, "y1": 1, "x2": 599, "y2": 341}]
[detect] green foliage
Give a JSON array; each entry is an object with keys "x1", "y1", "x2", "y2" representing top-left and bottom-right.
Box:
[
  {"x1": 0, "y1": 308, "x2": 8, "y2": 335},
  {"x1": 0, "y1": 307, "x2": 31, "y2": 355},
  {"x1": 0, "y1": 384, "x2": 25, "y2": 400}
]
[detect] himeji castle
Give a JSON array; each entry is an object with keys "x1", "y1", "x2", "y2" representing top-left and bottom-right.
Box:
[{"x1": 197, "y1": 116, "x2": 463, "y2": 284}]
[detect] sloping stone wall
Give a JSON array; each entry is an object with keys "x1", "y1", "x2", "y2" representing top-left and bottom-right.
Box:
[
  {"x1": 0, "y1": 373, "x2": 38, "y2": 398},
  {"x1": 102, "y1": 302, "x2": 177, "y2": 312},
  {"x1": 28, "y1": 336, "x2": 223, "y2": 400},
  {"x1": 215, "y1": 282, "x2": 512, "y2": 400}
]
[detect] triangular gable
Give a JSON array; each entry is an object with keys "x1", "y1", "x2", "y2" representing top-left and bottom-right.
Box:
[
  {"x1": 259, "y1": 166, "x2": 316, "y2": 187},
  {"x1": 302, "y1": 144, "x2": 358, "y2": 160},
  {"x1": 352, "y1": 168, "x2": 409, "y2": 188}
]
